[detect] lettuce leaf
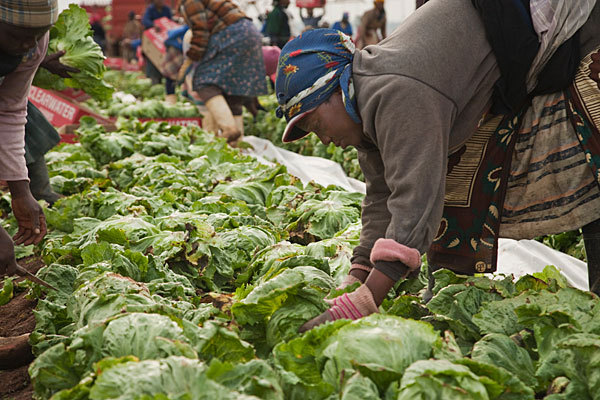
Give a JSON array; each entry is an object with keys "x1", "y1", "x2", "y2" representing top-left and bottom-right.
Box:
[
  {"x1": 87, "y1": 356, "x2": 260, "y2": 400},
  {"x1": 33, "y1": 4, "x2": 113, "y2": 101},
  {"x1": 0, "y1": 277, "x2": 15, "y2": 306},
  {"x1": 397, "y1": 359, "x2": 491, "y2": 400}
]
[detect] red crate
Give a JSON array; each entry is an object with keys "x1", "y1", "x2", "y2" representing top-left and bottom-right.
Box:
[
  {"x1": 29, "y1": 86, "x2": 113, "y2": 128},
  {"x1": 296, "y1": 0, "x2": 325, "y2": 8}
]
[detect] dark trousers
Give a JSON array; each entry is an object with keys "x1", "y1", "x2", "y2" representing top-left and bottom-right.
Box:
[{"x1": 583, "y1": 219, "x2": 600, "y2": 294}]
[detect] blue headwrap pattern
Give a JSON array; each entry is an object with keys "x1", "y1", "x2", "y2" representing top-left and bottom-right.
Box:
[{"x1": 275, "y1": 29, "x2": 361, "y2": 125}]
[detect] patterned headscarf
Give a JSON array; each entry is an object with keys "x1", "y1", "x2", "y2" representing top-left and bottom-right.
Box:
[
  {"x1": 275, "y1": 28, "x2": 360, "y2": 143},
  {"x1": 0, "y1": 0, "x2": 58, "y2": 28}
]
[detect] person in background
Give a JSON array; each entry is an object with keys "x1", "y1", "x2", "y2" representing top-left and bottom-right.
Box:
[
  {"x1": 121, "y1": 11, "x2": 143, "y2": 62},
  {"x1": 0, "y1": 0, "x2": 55, "y2": 276},
  {"x1": 356, "y1": 0, "x2": 385, "y2": 49},
  {"x1": 142, "y1": 0, "x2": 172, "y2": 29},
  {"x1": 177, "y1": 0, "x2": 268, "y2": 144},
  {"x1": 332, "y1": 12, "x2": 352, "y2": 37},
  {"x1": 300, "y1": 7, "x2": 323, "y2": 30},
  {"x1": 142, "y1": 0, "x2": 173, "y2": 85},
  {"x1": 272, "y1": 0, "x2": 600, "y2": 331},
  {"x1": 162, "y1": 25, "x2": 188, "y2": 104},
  {"x1": 264, "y1": 0, "x2": 290, "y2": 48},
  {"x1": 90, "y1": 13, "x2": 106, "y2": 51}
]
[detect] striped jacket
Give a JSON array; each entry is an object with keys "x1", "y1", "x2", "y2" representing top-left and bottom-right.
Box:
[{"x1": 179, "y1": 0, "x2": 246, "y2": 61}]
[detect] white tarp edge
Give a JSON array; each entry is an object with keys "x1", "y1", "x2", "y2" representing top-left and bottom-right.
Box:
[
  {"x1": 243, "y1": 135, "x2": 366, "y2": 193},
  {"x1": 243, "y1": 135, "x2": 589, "y2": 290}
]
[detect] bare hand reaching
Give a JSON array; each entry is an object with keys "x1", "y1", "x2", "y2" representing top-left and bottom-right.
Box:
[
  {"x1": 8, "y1": 181, "x2": 47, "y2": 246},
  {"x1": 41, "y1": 51, "x2": 80, "y2": 78}
]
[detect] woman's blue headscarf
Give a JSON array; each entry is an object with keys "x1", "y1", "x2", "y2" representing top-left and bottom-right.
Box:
[{"x1": 275, "y1": 29, "x2": 361, "y2": 139}]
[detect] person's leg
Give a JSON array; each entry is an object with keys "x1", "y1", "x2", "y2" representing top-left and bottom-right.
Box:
[
  {"x1": 196, "y1": 86, "x2": 241, "y2": 143},
  {"x1": 144, "y1": 55, "x2": 162, "y2": 85},
  {"x1": 165, "y1": 78, "x2": 177, "y2": 104},
  {"x1": 27, "y1": 157, "x2": 61, "y2": 205},
  {"x1": 582, "y1": 219, "x2": 600, "y2": 294},
  {"x1": 227, "y1": 95, "x2": 245, "y2": 137}
]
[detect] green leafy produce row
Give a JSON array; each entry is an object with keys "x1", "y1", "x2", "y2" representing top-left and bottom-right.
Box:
[
  {"x1": 104, "y1": 99, "x2": 201, "y2": 119},
  {"x1": 4, "y1": 118, "x2": 599, "y2": 399},
  {"x1": 102, "y1": 70, "x2": 166, "y2": 99},
  {"x1": 244, "y1": 95, "x2": 363, "y2": 181},
  {"x1": 83, "y1": 70, "x2": 200, "y2": 120}
]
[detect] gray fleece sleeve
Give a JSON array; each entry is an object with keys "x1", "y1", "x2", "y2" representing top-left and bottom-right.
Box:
[
  {"x1": 355, "y1": 75, "x2": 457, "y2": 265},
  {"x1": 351, "y1": 148, "x2": 392, "y2": 268}
]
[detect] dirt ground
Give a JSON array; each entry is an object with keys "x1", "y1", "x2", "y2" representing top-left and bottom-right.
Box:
[{"x1": 0, "y1": 256, "x2": 45, "y2": 400}]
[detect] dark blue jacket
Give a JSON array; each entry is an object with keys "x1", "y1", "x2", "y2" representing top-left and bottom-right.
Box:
[{"x1": 142, "y1": 4, "x2": 173, "y2": 28}]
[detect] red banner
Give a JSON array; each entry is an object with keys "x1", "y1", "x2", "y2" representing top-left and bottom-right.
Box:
[
  {"x1": 29, "y1": 86, "x2": 112, "y2": 127},
  {"x1": 139, "y1": 117, "x2": 202, "y2": 127}
]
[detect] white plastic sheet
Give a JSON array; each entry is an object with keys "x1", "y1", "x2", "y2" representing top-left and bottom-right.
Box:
[
  {"x1": 242, "y1": 136, "x2": 365, "y2": 193},
  {"x1": 243, "y1": 135, "x2": 589, "y2": 291},
  {"x1": 496, "y1": 238, "x2": 588, "y2": 290}
]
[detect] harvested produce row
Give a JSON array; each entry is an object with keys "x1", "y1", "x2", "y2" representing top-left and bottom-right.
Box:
[{"x1": 1, "y1": 117, "x2": 598, "y2": 399}]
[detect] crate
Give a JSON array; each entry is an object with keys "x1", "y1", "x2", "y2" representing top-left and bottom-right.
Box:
[
  {"x1": 28, "y1": 86, "x2": 113, "y2": 128},
  {"x1": 141, "y1": 17, "x2": 183, "y2": 74},
  {"x1": 296, "y1": 0, "x2": 325, "y2": 8}
]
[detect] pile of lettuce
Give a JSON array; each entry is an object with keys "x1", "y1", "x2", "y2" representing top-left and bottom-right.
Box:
[
  {"x1": 82, "y1": 70, "x2": 201, "y2": 119},
  {"x1": 105, "y1": 99, "x2": 200, "y2": 119},
  {"x1": 4, "y1": 118, "x2": 600, "y2": 399},
  {"x1": 102, "y1": 70, "x2": 165, "y2": 99},
  {"x1": 33, "y1": 4, "x2": 113, "y2": 102}
]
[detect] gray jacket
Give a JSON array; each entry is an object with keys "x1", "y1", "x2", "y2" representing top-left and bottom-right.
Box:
[{"x1": 350, "y1": 0, "x2": 500, "y2": 267}]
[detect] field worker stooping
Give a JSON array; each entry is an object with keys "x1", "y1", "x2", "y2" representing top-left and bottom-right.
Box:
[
  {"x1": 0, "y1": 0, "x2": 57, "y2": 276},
  {"x1": 178, "y1": 0, "x2": 268, "y2": 144},
  {"x1": 273, "y1": 0, "x2": 600, "y2": 332}
]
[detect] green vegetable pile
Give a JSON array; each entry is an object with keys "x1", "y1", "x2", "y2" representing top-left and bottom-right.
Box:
[
  {"x1": 537, "y1": 230, "x2": 586, "y2": 262},
  {"x1": 33, "y1": 4, "x2": 114, "y2": 102},
  {"x1": 83, "y1": 70, "x2": 201, "y2": 119},
  {"x1": 104, "y1": 99, "x2": 200, "y2": 119},
  {"x1": 244, "y1": 96, "x2": 363, "y2": 181},
  {"x1": 1, "y1": 117, "x2": 596, "y2": 399},
  {"x1": 102, "y1": 70, "x2": 166, "y2": 99}
]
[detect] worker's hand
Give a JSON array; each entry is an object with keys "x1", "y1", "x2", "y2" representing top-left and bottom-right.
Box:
[
  {"x1": 0, "y1": 226, "x2": 18, "y2": 277},
  {"x1": 177, "y1": 58, "x2": 193, "y2": 83},
  {"x1": 40, "y1": 51, "x2": 80, "y2": 78},
  {"x1": 7, "y1": 181, "x2": 47, "y2": 246},
  {"x1": 590, "y1": 50, "x2": 600, "y2": 90},
  {"x1": 299, "y1": 310, "x2": 334, "y2": 333}
]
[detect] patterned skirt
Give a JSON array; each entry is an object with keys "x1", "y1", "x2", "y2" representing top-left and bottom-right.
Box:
[
  {"x1": 192, "y1": 19, "x2": 268, "y2": 97},
  {"x1": 428, "y1": 46, "x2": 600, "y2": 275}
]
